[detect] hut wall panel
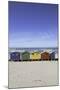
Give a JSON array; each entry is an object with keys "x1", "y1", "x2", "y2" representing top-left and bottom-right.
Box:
[
  {"x1": 41, "y1": 52, "x2": 50, "y2": 60},
  {"x1": 22, "y1": 52, "x2": 30, "y2": 60},
  {"x1": 10, "y1": 52, "x2": 20, "y2": 61},
  {"x1": 30, "y1": 52, "x2": 41, "y2": 60},
  {"x1": 50, "y1": 52, "x2": 55, "y2": 60}
]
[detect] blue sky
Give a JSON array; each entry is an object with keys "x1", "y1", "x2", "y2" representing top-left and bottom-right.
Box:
[{"x1": 9, "y1": 1, "x2": 58, "y2": 48}]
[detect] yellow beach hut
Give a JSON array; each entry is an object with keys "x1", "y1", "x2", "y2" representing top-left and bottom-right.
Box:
[{"x1": 30, "y1": 51, "x2": 41, "y2": 60}]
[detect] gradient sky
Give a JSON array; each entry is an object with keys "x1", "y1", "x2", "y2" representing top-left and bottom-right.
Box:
[{"x1": 9, "y1": 1, "x2": 58, "y2": 48}]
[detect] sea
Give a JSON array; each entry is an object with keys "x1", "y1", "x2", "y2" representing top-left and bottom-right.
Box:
[{"x1": 9, "y1": 47, "x2": 58, "y2": 52}]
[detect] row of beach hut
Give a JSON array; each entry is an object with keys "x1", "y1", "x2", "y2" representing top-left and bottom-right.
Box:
[{"x1": 9, "y1": 51, "x2": 58, "y2": 61}]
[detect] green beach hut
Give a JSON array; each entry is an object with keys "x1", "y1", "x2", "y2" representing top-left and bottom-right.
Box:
[{"x1": 22, "y1": 51, "x2": 30, "y2": 61}]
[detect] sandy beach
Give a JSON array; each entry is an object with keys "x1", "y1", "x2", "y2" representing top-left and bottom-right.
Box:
[{"x1": 8, "y1": 61, "x2": 59, "y2": 88}]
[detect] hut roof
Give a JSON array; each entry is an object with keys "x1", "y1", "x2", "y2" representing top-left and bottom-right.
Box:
[
  {"x1": 22, "y1": 51, "x2": 30, "y2": 54},
  {"x1": 41, "y1": 52, "x2": 49, "y2": 54},
  {"x1": 11, "y1": 52, "x2": 20, "y2": 54}
]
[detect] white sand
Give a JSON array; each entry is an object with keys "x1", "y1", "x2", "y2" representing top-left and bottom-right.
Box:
[{"x1": 8, "y1": 61, "x2": 59, "y2": 88}]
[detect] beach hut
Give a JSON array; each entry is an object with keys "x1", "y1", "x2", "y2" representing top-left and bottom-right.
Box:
[
  {"x1": 50, "y1": 52, "x2": 55, "y2": 60},
  {"x1": 55, "y1": 52, "x2": 58, "y2": 60},
  {"x1": 30, "y1": 51, "x2": 41, "y2": 60},
  {"x1": 41, "y1": 52, "x2": 50, "y2": 60},
  {"x1": 10, "y1": 52, "x2": 20, "y2": 61},
  {"x1": 22, "y1": 51, "x2": 30, "y2": 61}
]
